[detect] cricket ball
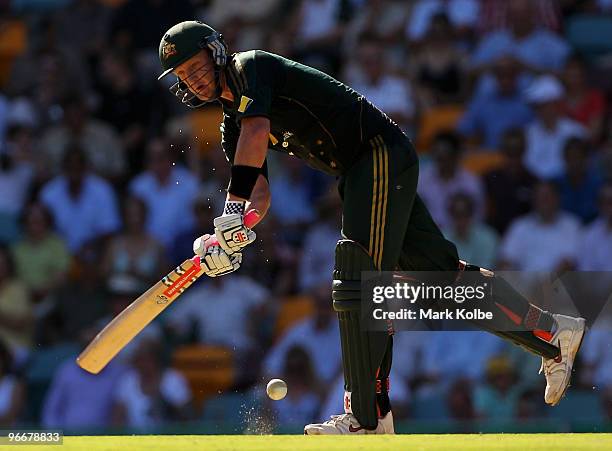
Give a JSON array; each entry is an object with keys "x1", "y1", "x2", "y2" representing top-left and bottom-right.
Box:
[{"x1": 266, "y1": 378, "x2": 288, "y2": 400}]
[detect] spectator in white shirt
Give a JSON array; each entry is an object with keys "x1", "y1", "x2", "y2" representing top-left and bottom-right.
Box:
[
  {"x1": 443, "y1": 192, "x2": 499, "y2": 269},
  {"x1": 499, "y1": 181, "x2": 581, "y2": 271},
  {"x1": 40, "y1": 95, "x2": 126, "y2": 180},
  {"x1": 129, "y1": 138, "x2": 199, "y2": 250},
  {"x1": 263, "y1": 282, "x2": 341, "y2": 385},
  {"x1": 523, "y1": 75, "x2": 587, "y2": 179},
  {"x1": 166, "y1": 275, "x2": 268, "y2": 355},
  {"x1": 348, "y1": 34, "x2": 414, "y2": 131},
  {"x1": 471, "y1": 0, "x2": 570, "y2": 72},
  {"x1": 39, "y1": 147, "x2": 121, "y2": 253},
  {"x1": 418, "y1": 132, "x2": 484, "y2": 229},
  {"x1": 578, "y1": 183, "x2": 612, "y2": 271},
  {"x1": 112, "y1": 339, "x2": 192, "y2": 430},
  {"x1": 299, "y1": 192, "x2": 341, "y2": 292},
  {"x1": 419, "y1": 331, "x2": 504, "y2": 393}
]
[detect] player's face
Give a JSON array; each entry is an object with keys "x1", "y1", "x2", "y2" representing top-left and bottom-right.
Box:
[{"x1": 173, "y1": 50, "x2": 217, "y2": 101}]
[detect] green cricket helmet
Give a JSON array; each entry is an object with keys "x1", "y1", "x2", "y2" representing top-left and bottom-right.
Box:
[{"x1": 158, "y1": 21, "x2": 228, "y2": 107}]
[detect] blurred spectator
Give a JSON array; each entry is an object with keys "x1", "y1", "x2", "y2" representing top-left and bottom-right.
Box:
[
  {"x1": 346, "y1": 33, "x2": 414, "y2": 131},
  {"x1": 561, "y1": 54, "x2": 607, "y2": 143},
  {"x1": 499, "y1": 181, "x2": 581, "y2": 271},
  {"x1": 524, "y1": 75, "x2": 587, "y2": 179},
  {"x1": 0, "y1": 93, "x2": 9, "y2": 143},
  {"x1": 269, "y1": 156, "x2": 317, "y2": 228},
  {"x1": 604, "y1": 387, "x2": 612, "y2": 421},
  {"x1": 299, "y1": 191, "x2": 341, "y2": 292},
  {"x1": 263, "y1": 282, "x2": 340, "y2": 385},
  {"x1": 515, "y1": 388, "x2": 543, "y2": 420},
  {"x1": 345, "y1": 0, "x2": 408, "y2": 54},
  {"x1": 478, "y1": 0, "x2": 562, "y2": 35},
  {"x1": 40, "y1": 95, "x2": 125, "y2": 180},
  {"x1": 129, "y1": 138, "x2": 199, "y2": 250},
  {"x1": 95, "y1": 50, "x2": 156, "y2": 175},
  {"x1": 244, "y1": 215, "x2": 299, "y2": 296},
  {"x1": 471, "y1": 0, "x2": 570, "y2": 72},
  {"x1": 406, "y1": 0, "x2": 480, "y2": 43},
  {"x1": 484, "y1": 128, "x2": 537, "y2": 234},
  {"x1": 474, "y1": 355, "x2": 521, "y2": 420},
  {"x1": 203, "y1": 0, "x2": 283, "y2": 50},
  {"x1": 418, "y1": 132, "x2": 484, "y2": 229},
  {"x1": 41, "y1": 326, "x2": 126, "y2": 429},
  {"x1": 0, "y1": 246, "x2": 33, "y2": 361},
  {"x1": 6, "y1": 23, "x2": 90, "y2": 125},
  {"x1": 0, "y1": 127, "x2": 34, "y2": 243},
  {"x1": 287, "y1": 0, "x2": 354, "y2": 74},
  {"x1": 112, "y1": 339, "x2": 192, "y2": 429},
  {"x1": 577, "y1": 327, "x2": 612, "y2": 390},
  {"x1": 458, "y1": 56, "x2": 533, "y2": 149},
  {"x1": 52, "y1": 0, "x2": 111, "y2": 61},
  {"x1": 443, "y1": 192, "x2": 499, "y2": 269},
  {"x1": 420, "y1": 332, "x2": 503, "y2": 391},
  {"x1": 39, "y1": 147, "x2": 121, "y2": 253},
  {"x1": 166, "y1": 274, "x2": 269, "y2": 355},
  {"x1": 447, "y1": 378, "x2": 476, "y2": 421},
  {"x1": 554, "y1": 137, "x2": 603, "y2": 223},
  {"x1": 0, "y1": 340, "x2": 25, "y2": 427},
  {"x1": 410, "y1": 13, "x2": 467, "y2": 108},
  {"x1": 578, "y1": 183, "x2": 612, "y2": 271},
  {"x1": 268, "y1": 345, "x2": 321, "y2": 426},
  {"x1": 101, "y1": 197, "x2": 167, "y2": 284},
  {"x1": 12, "y1": 203, "x2": 71, "y2": 303},
  {"x1": 171, "y1": 195, "x2": 215, "y2": 264}
]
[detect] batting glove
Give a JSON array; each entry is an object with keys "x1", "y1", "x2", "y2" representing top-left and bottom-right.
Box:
[
  {"x1": 193, "y1": 234, "x2": 242, "y2": 277},
  {"x1": 214, "y1": 201, "x2": 256, "y2": 255}
]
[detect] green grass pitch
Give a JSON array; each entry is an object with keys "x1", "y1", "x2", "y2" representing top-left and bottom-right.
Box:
[{"x1": 14, "y1": 434, "x2": 612, "y2": 451}]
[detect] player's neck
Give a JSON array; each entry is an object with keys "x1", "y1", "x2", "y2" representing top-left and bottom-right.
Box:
[{"x1": 219, "y1": 71, "x2": 234, "y2": 103}]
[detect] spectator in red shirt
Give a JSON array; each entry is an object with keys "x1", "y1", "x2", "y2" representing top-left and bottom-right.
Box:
[{"x1": 561, "y1": 54, "x2": 607, "y2": 143}]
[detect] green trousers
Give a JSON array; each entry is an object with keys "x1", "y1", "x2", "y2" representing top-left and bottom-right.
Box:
[{"x1": 339, "y1": 133, "x2": 459, "y2": 273}]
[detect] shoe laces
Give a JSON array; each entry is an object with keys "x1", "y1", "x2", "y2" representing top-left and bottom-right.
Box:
[{"x1": 326, "y1": 414, "x2": 351, "y2": 426}]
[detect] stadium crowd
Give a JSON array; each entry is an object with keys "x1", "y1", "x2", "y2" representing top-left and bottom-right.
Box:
[{"x1": 0, "y1": 0, "x2": 611, "y2": 433}]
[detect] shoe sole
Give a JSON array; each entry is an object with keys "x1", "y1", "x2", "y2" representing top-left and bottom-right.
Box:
[{"x1": 550, "y1": 319, "x2": 587, "y2": 406}]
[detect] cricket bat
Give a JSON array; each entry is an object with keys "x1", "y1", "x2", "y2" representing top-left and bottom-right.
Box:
[{"x1": 76, "y1": 210, "x2": 259, "y2": 374}]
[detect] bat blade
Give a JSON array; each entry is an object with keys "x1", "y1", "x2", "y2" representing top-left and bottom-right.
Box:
[
  {"x1": 76, "y1": 209, "x2": 260, "y2": 374},
  {"x1": 76, "y1": 257, "x2": 204, "y2": 374}
]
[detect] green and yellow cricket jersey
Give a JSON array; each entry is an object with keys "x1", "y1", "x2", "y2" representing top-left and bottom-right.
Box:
[{"x1": 219, "y1": 50, "x2": 416, "y2": 176}]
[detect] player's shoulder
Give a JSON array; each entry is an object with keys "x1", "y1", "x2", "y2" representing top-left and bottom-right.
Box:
[{"x1": 229, "y1": 50, "x2": 284, "y2": 77}]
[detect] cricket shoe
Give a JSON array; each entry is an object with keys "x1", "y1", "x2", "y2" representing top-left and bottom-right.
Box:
[
  {"x1": 304, "y1": 412, "x2": 394, "y2": 435},
  {"x1": 540, "y1": 314, "x2": 586, "y2": 406}
]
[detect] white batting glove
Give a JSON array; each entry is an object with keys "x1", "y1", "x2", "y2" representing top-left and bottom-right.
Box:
[
  {"x1": 214, "y1": 201, "x2": 256, "y2": 255},
  {"x1": 193, "y1": 234, "x2": 242, "y2": 277}
]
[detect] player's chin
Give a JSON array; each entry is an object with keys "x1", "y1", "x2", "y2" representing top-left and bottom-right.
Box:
[{"x1": 194, "y1": 85, "x2": 216, "y2": 102}]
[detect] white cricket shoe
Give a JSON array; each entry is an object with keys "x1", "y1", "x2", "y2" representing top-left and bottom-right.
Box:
[
  {"x1": 304, "y1": 412, "x2": 394, "y2": 435},
  {"x1": 540, "y1": 314, "x2": 586, "y2": 406}
]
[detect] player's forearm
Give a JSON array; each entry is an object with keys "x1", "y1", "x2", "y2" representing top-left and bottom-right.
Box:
[
  {"x1": 245, "y1": 175, "x2": 271, "y2": 227},
  {"x1": 228, "y1": 117, "x2": 270, "y2": 201}
]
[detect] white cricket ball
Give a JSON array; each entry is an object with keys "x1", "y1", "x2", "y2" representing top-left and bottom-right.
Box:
[{"x1": 266, "y1": 378, "x2": 288, "y2": 400}]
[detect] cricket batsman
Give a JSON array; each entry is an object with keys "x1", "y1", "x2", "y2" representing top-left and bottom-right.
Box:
[{"x1": 157, "y1": 21, "x2": 586, "y2": 434}]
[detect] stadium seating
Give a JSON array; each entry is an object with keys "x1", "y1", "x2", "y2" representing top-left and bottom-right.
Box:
[
  {"x1": 172, "y1": 345, "x2": 235, "y2": 408},
  {"x1": 273, "y1": 295, "x2": 315, "y2": 341},
  {"x1": 416, "y1": 105, "x2": 465, "y2": 153}
]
